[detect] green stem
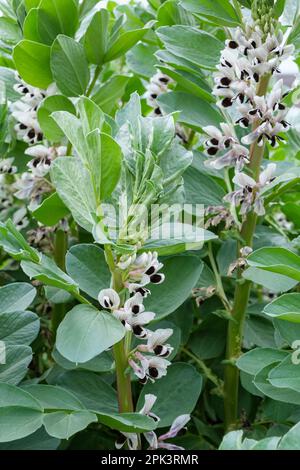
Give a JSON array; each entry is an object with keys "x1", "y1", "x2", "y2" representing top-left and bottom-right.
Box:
[
  {"x1": 52, "y1": 229, "x2": 67, "y2": 338},
  {"x1": 87, "y1": 65, "x2": 101, "y2": 97},
  {"x1": 110, "y1": 259, "x2": 134, "y2": 414},
  {"x1": 224, "y1": 74, "x2": 270, "y2": 432}
]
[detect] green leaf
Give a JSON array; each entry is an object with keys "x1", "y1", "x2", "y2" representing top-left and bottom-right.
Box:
[
  {"x1": 269, "y1": 355, "x2": 300, "y2": 392},
  {"x1": 0, "y1": 17, "x2": 21, "y2": 44},
  {"x1": 52, "y1": 349, "x2": 113, "y2": 373},
  {"x1": 243, "y1": 267, "x2": 298, "y2": 293},
  {"x1": 180, "y1": 0, "x2": 241, "y2": 26},
  {"x1": 0, "y1": 345, "x2": 33, "y2": 385},
  {"x1": 50, "y1": 35, "x2": 90, "y2": 96},
  {"x1": 126, "y1": 43, "x2": 157, "y2": 78},
  {"x1": 104, "y1": 27, "x2": 150, "y2": 62},
  {"x1": 0, "y1": 406, "x2": 43, "y2": 442},
  {"x1": 236, "y1": 348, "x2": 289, "y2": 376},
  {"x1": 143, "y1": 228, "x2": 215, "y2": 256},
  {"x1": 157, "y1": 92, "x2": 222, "y2": 131},
  {"x1": 0, "y1": 67, "x2": 20, "y2": 101},
  {"x1": 13, "y1": 40, "x2": 52, "y2": 88},
  {"x1": 91, "y1": 74, "x2": 130, "y2": 114},
  {"x1": 43, "y1": 410, "x2": 97, "y2": 439},
  {"x1": 184, "y1": 166, "x2": 225, "y2": 205},
  {"x1": 51, "y1": 111, "x2": 86, "y2": 158},
  {"x1": 37, "y1": 95, "x2": 76, "y2": 142},
  {"x1": 98, "y1": 132, "x2": 122, "y2": 200},
  {"x1": 0, "y1": 383, "x2": 41, "y2": 409},
  {"x1": 50, "y1": 157, "x2": 97, "y2": 233},
  {"x1": 251, "y1": 437, "x2": 281, "y2": 450},
  {"x1": 273, "y1": 319, "x2": 300, "y2": 346},
  {"x1": 189, "y1": 315, "x2": 227, "y2": 360},
  {"x1": 24, "y1": 0, "x2": 41, "y2": 10},
  {"x1": 0, "y1": 282, "x2": 36, "y2": 313},
  {"x1": 77, "y1": 95, "x2": 104, "y2": 135},
  {"x1": 0, "y1": 428, "x2": 60, "y2": 450},
  {"x1": 66, "y1": 244, "x2": 111, "y2": 300},
  {"x1": 94, "y1": 412, "x2": 157, "y2": 433},
  {"x1": 144, "y1": 255, "x2": 202, "y2": 320},
  {"x1": 32, "y1": 192, "x2": 70, "y2": 226},
  {"x1": 219, "y1": 430, "x2": 244, "y2": 450},
  {"x1": 158, "y1": 64, "x2": 214, "y2": 102},
  {"x1": 137, "y1": 363, "x2": 202, "y2": 427},
  {"x1": 157, "y1": 0, "x2": 196, "y2": 26},
  {"x1": 45, "y1": 286, "x2": 73, "y2": 304},
  {"x1": 53, "y1": 370, "x2": 118, "y2": 414},
  {"x1": 38, "y1": 0, "x2": 78, "y2": 42},
  {"x1": 0, "y1": 310, "x2": 39, "y2": 345},
  {"x1": 51, "y1": 372, "x2": 156, "y2": 432},
  {"x1": 84, "y1": 9, "x2": 109, "y2": 65},
  {"x1": 244, "y1": 309, "x2": 277, "y2": 349},
  {"x1": 264, "y1": 293, "x2": 300, "y2": 322},
  {"x1": 254, "y1": 362, "x2": 300, "y2": 405},
  {"x1": 274, "y1": 0, "x2": 287, "y2": 18},
  {"x1": 156, "y1": 26, "x2": 223, "y2": 70},
  {"x1": 0, "y1": 220, "x2": 40, "y2": 263},
  {"x1": 56, "y1": 305, "x2": 125, "y2": 363},
  {"x1": 21, "y1": 254, "x2": 78, "y2": 294},
  {"x1": 23, "y1": 384, "x2": 85, "y2": 411},
  {"x1": 278, "y1": 422, "x2": 300, "y2": 449},
  {"x1": 247, "y1": 247, "x2": 300, "y2": 282}
]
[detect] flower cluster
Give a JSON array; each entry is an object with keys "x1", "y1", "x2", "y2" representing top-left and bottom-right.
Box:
[
  {"x1": 204, "y1": 123, "x2": 249, "y2": 171},
  {"x1": 116, "y1": 393, "x2": 190, "y2": 450},
  {"x1": 213, "y1": 24, "x2": 293, "y2": 148},
  {"x1": 224, "y1": 163, "x2": 276, "y2": 216},
  {"x1": 145, "y1": 71, "x2": 173, "y2": 116},
  {"x1": 227, "y1": 246, "x2": 253, "y2": 277},
  {"x1": 13, "y1": 144, "x2": 66, "y2": 209},
  {"x1": 8, "y1": 75, "x2": 67, "y2": 220},
  {"x1": 98, "y1": 251, "x2": 173, "y2": 383},
  {"x1": 0, "y1": 158, "x2": 17, "y2": 175},
  {"x1": 0, "y1": 174, "x2": 15, "y2": 220},
  {"x1": 204, "y1": 205, "x2": 235, "y2": 230},
  {"x1": 144, "y1": 71, "x2": 188, "y2": 143},
  {"x1": 11, "y1": 74, "x2": 56, "y2": 145},
  {"x1": 202, "y1": 18, "x2": 294, "y2": 220}
]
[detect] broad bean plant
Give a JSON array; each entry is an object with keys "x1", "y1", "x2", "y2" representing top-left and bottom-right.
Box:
[{"x1": 0, "y1": 0, "x2": 300, "y2": 452}]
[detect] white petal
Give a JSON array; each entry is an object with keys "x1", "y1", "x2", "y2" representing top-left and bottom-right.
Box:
[
  {"x1": 147, "y1": 328, "x2": 173, "y2": 348},
  {"x1": 25, "y1": 145, "x2": 49, "y2": 158},
  {"x1": 202, "y1": 126, "x2": 222, "y2": 140},
  {"x1": 139, "y1": 394, "x2": 157, "y2": 415},
  {"x1": 124, "y1": 292, "x2": 144, "y2": 313},
  {"x1": 128, "y1": 311, "x2": 155, "y2": 326},
  {"x1": 98, "y1": 288, "x2": 120, "y2": 309},
  {"x1": 144, "y1": 431, "x2": 158, "y2": 449},
  {"x1": 259, "y1": 163, "x2": 276, "y2": 186},
  {"x1": 233, "y1": 172, "x2": 256, "y2": 188},
  {"x1": 159, "y1": 414, "x2": 190, "y2": 441}
]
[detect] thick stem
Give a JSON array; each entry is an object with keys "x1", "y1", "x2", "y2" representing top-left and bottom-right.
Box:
[
  {"x1": 224, "y1": 74, "x2": 270, "y2": 431},
  {"x1": 51, "y1": 229, "x2": 67, "y2": 338},
  {"x1": 113, "y1": 337, "x2": 134, "y2": 413},
  {"x1": 109, "y1": 258, "x2": 134, "y2": 414}
]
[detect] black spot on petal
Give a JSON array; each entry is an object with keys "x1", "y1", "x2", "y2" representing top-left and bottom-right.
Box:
[
  {"x1": 228, "y1": 40, "x2": 239, "y2": 49},
  {"x1": 149, "y1": 367, "x2": 159, "y2": 378}
]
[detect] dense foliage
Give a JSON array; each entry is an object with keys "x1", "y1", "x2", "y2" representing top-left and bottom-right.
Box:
[{"x1": 0, "y1": 0, "x2": 300, "y2": 451}]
